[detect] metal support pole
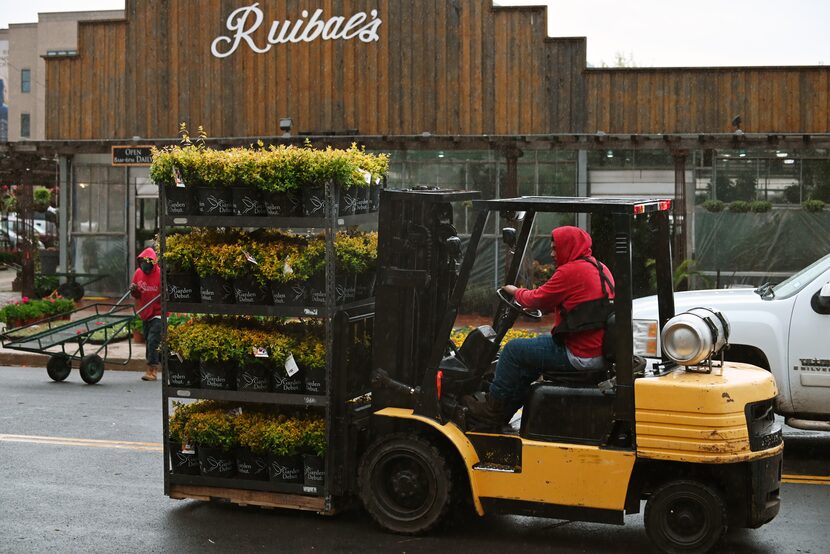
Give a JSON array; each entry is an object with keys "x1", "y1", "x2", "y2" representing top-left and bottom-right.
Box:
[{"x1": 672, "y1": 149, "x2": 688, "y2": 271}]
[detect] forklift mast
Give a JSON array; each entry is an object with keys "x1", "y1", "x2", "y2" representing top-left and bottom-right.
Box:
[{"x1": 372, "y1": 189, "x2": 481, "y2": 397}]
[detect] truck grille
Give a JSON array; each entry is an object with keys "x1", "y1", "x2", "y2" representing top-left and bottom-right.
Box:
[{"x1": 745, "y1": 399, "x2": 782, "y2": 452}]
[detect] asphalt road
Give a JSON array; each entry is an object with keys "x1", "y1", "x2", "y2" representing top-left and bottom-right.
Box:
[{"x1": 1, "y1": 365, "x2": 828, "y2": 554}]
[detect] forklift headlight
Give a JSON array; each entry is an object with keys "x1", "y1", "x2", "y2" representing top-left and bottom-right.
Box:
[
  {"x1": 633, "y1": 319, "x2": 658, "y2": 357},
  {"x1": 661, "y1": 308, "x2": 730, "y2": 366}
]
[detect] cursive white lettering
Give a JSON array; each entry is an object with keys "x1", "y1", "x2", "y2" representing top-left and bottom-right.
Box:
[{"x1": 212, "y1": 3, "x2": 382, "y2": 57}]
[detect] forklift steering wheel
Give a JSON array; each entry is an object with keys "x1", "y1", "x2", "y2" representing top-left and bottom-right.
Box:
[{"x1": 496, "y1": 288, "x2": 543, "y2": 320}]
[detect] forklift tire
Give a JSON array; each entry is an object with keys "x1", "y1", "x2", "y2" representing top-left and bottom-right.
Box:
[
  {"x1": 79, "y1": 354, "x2": 105, "y2": 385},
  {"x1": 46, "y1": 355, "x2": 72, "y2": 382},
  {"x1": 644, "y1": 479, "x2": 727, "y2": 554},
  {"x1": 358, "y1": 433, "x2": 454, "y2": 535}
]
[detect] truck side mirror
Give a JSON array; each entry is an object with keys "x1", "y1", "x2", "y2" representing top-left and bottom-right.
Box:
[{"x1": 502, "y1": 227, "x2": 517, "y2": 248}]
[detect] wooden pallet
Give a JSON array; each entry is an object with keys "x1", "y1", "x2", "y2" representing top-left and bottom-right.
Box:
[{"x1": 169, "y1": 484, "x2": 333, "y2": 514}]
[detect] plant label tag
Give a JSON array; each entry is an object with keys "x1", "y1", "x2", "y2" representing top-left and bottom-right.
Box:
[
  {"x1": 172, "y1": 166, "x2": 186, "y2": 188},
  {"x1": 182, "y1": 443, "x2": 195, "y2": 454},
  {"x1": 172, "y1": 351, "x2": 183, "y2": 362},
  {"x1": 242, "y1": 250, "x2": 259, "y2": 265},
  {"x1": 253, "y1": 346, "x2": 269, "y2": 358},
  {"x1": 230, "y1": 407, "x2": 243, "y2": 416},
  {"x1": 283, "y1": 262, "x2": 294, "y2": 275},
  {"x1": 285, "y1": 353, "x2": 300, "y2": 377}
]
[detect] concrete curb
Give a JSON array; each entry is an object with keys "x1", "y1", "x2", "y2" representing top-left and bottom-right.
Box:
[{"x1": 0, "y1": 352, "x2": 146, "y2": 372}]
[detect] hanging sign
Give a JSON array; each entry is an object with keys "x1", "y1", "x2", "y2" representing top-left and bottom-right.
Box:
[
  {"x1": 112, "y1": 146, "x2": 153, "y2": 166},
  {"x1": 211, "y1": 3, "x2": 382, "y2": 58}
]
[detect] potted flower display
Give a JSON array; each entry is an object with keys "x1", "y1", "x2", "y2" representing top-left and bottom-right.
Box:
[
  {"x1": 259, "y1": 239, "x2": 308, "y2": 307},
  {"x1": 232, "y1": 327, "x2": 273, "y2": 392},
  {"x1": 165, "y1": 319, "x2": 200, "y2": 387},
  {"x1": 233, "y1": 411, "x2": 274, "y2": 481},
  {"x1": 183, "y1": 408, "x2": 238, "y2": 478},
  {"x1": 301, "y1": 417, "x2": 326, "y2": 488},
  {"x1": 263, "y1": 415, "x2": 304, "y2": 484},
  {"x1": 168, "y1": 400, "x2": 225, "y2": 476},
  {"x1": 162, "y1": 232, "x2": 199, "y2": 303},
  {"x1": 266, "y1": 330, "x2": 302, "y2": 393}
]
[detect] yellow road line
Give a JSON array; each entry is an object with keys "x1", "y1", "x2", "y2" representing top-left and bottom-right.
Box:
[
  {"x1": 782, "y1": 474, "x2": 830, "y2": 485},
  {"x1": 0, "y1": 433, "x2": 162, "y2": 452}
]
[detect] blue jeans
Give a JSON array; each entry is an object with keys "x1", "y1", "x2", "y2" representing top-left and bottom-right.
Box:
[{"x1": 489, "y1": 334, "x2": 576, "y2": 416}]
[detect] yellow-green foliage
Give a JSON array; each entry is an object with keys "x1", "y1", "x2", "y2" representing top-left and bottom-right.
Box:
[
  {"x1": 183, "y1": 409, "x2": 237, "y2": 450},
  {"x1": 301, "y1": 417, "x2": 326, "y2": 457},
  {"x1": 450, "y1": 327, "x2": 539, "y2": 348}
]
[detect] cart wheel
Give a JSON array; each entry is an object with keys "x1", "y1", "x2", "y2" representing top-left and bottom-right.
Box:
[
  {"x1": 79, "y1": 354, "x2": 105, "y2": 384},
  {"x1": 46, "y1": 354, "x2": 72, "y2": 382},
  {"x1": 57, "y1": 282, "x2": 84, "y2": 301}
]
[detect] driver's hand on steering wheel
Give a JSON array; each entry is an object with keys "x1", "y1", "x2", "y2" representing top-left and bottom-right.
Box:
[{"x1": 501, "y1": 285, "x2": 518, "y2": 296}]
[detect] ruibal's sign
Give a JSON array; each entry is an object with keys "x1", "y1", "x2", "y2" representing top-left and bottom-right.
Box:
[{"x1": 211, "y1": 2, "x2": 382, "y2": 58}]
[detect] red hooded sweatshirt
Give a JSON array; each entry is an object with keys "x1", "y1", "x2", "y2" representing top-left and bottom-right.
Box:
[
  {"x1": 131, "y1": 247, "x2": 162, "y2": 321},
  {"x1": 514, "y1": 226, "x2": 615, "y2": 358}
]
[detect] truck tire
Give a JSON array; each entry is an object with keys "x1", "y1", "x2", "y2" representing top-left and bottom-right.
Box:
[
  {"x1": 79, "y1": 354, "x2": 105, "y2": 384},
  {"x1": 46, "y1": 354, "x2": 72, "y2": 382},
  {"x1": 358, "y1": 433, "x2": 454, "y2": 535},
  {"x1": 644, "y1": 479, "x2": 727, "y2": 554}
]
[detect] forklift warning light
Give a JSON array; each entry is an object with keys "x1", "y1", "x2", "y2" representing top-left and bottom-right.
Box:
[{"x1": 633, "y1": 200, "x2": 672, "y2": 214}]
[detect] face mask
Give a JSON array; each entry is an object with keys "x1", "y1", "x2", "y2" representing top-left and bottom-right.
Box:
[{"x1": 140, "y1": 261, "x2": 154, "y2": 274}]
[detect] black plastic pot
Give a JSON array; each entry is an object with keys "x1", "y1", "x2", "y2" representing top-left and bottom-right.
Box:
[
  {"x1": 271, "y1": 365, "x2": 302, "y2": 394},
  {"x1": 198, "y1": 445, "x2": 236, "y2": 478},
  {"x1": 303, "y1": 365, "x2": 326, "y2": 395},
  {"x1": 232, "y1": 187, "x2": 266, "y2": 216},
  {"x1": 339, "y1": 185, "x2": 358, "y2": 216},
  {"x1": 166, "y1": 271, "x2": 199, "y2": 303},
  {"x1": 335, "y1": 273, "x2": 356, "y2": 305},
  {"x1": 168, "y1": 440, "x2": 200, "y2": 475},
  {"x1": 308, "y1": 274, "x2": 327, "y2": 307},
  {"x1": 302, "y1": 185, "x2": 340, "y2": 217},
  {"x1": 199, "y1": 274, "x2": 235, "y2": 304},
  {"x1": 355, "y1": 271, "x2": 376, "y2": 300},
  {"x1": 303, "y1": 454, "x2": 325, "y2": 487},
  {"x1": 237, "y1": 360, "x2": 271, "y2": 392},
  {"x1": 262, "y1": 189, "x2": 302, "y2": 217},
  {"x1": 355, "y1": 186, "x2": 371, "y2": 215},
  {"x1": 269, "y1": 280, "x2": 307, "y2": 307},
  {"x1": 196, "y1": 186, "x2": 234, "y2": 216},
  {"x1": 235, "y1": 447, "x2": 269, "y2": 481},
  {"x1": 233, "y1": 274, "x2": 271, "y2": 305},
  {"x1": 199, "y1": 360, "x2": 235, "y2": 390},
  {"x1": 164, "y1": 185, "x2": 196, "y2": 216},
  {"x1": 167, "y1": 357, "x2": 199, "y2": 387},
  {"x1": 268, "y1": 453, "x2": 303, "y2": 484}
]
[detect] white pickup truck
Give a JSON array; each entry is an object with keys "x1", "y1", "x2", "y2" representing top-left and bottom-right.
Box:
[{"x1": 632, "y1": 253, "x2": 830, "y2": 429}]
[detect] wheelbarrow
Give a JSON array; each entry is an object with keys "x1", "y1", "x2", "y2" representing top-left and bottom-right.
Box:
[{"x1": 0, "y1": 291, "x2": 160, "y2": 384}]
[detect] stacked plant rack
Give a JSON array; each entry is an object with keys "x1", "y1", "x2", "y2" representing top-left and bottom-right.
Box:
[{"x1": 156, "y1": 142, "x2": 384, "y2": 513}]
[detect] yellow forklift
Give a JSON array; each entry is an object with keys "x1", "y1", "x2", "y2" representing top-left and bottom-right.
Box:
[{"x1": 361, "y1": 190, "x2": 782, "y2": 554}]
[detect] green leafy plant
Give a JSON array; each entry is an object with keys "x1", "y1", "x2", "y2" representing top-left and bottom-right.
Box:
[
  {"x1": 262, "y1": 416, "x2": 304, "y2": 456},
  {"x1": 727, "y1": 200, "x2": 752, "y2": 213},
  {"x1": 802, "y1": 199, "x2": 826, "y2": 212},
  {"x1": 701, "y1": 199, "x2": 725, "y2": 213},
  {"x1": 300, "y1": 417, "x2": 326, "y2": 457},
  {"x1": 168, "y1": 400, "x2": 227, "y2": 443},
  {"x1": 750, "y1": 200, "x2": 773, "y2": 213},
  {"x1": 33, "y1": 187, "x2": 52, "y2": 211},
  {"x1": 182, "y1": 409, "x2": 238, "y2": 450},
  {"x1": 0, "y1": 296, "x2": 74, "y2": 325},
  {"x1": 235, "y1": 411, "x2": 287, "y2": 454}
]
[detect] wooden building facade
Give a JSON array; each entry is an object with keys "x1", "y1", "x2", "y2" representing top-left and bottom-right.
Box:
[{"x1": 44, "y1": 0, "x2": 830, "y2": 140}]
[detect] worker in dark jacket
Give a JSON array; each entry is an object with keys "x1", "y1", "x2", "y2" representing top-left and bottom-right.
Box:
[
  {"x1": 130, "y1": 247, "x2": 162, "y2": 381},
  {"x1": 464, "y1": 226, "x2": 615, "y2": 427}
]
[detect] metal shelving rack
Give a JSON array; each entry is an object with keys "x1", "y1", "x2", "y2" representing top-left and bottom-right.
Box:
[{"x1": 160, "y1": 181, "x2": 376, "y2": 513}]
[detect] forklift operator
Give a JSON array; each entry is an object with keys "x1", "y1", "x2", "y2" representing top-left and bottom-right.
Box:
[{"x1": 464, "y1": 226, "x2": 615, "y2": 427}]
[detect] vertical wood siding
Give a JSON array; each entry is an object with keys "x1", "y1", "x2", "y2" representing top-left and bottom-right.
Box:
[{"x1": 45, "y1": 1, "x2": 830, "y2": 140}]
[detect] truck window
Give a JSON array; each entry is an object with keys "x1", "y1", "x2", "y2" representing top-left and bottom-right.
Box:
[{"x1": 772, "y1": 253, "x2": 830, "y2": 299}]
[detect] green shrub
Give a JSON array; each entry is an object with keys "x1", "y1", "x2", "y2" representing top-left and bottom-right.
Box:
[
  {"x1": 33, "y1": 187, "x2": 52, "y2": 210},
  {"x1": 0, "y1": 296, "x2": 74, "y2": 325},
  {"x1": 750, "y1": 200, "x2": 773, "y2": 213},
  {"x1": 802, "y1": 199, "x2": 826, "y2": 212},
  {"x1": 727, "y1": 200, "x2": 752, "y2": 213},
  {"x1": 301, "y1": 417, "x2": 326, "y2": 457},
  {"x1": 701, "y1": 199, "x2": 725, "y2": 213},
  {"x1": 183, "y1": 409, "x2": 237, "y2": 450}
]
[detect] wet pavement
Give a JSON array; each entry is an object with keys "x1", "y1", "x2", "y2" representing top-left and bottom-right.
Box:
[{"x1": 0, "y1": 366, "x2": 828, "y2": 553}]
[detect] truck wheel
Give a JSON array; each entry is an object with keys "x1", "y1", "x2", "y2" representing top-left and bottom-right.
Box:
[
  {"x1": 358, "y1": 433, "x2": 454, "y2": 535},
  {"x1": 46, "y1": 354, "x2": 72, "y2": 382},
  {"x1": 645, "y1": 480, "x2": 727, "y2": 554},
  {"x1": 79, "y1": 354, "x2": 105, "y2": 384}
]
